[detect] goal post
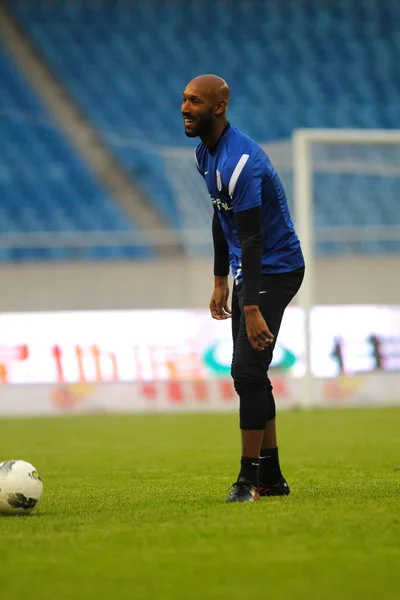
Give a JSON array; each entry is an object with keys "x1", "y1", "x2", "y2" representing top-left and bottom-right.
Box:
[{"x1": 293, "y1": 128, "x2": 400, "y2": 406}]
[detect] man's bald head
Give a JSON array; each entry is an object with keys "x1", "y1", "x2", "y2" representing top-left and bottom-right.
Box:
[
  {"x1": 181, "y1": 74, "x2": 230, "y2": 141},
  {"x1": 187, "y1": 74, "x2": 230, "y2": 105}
]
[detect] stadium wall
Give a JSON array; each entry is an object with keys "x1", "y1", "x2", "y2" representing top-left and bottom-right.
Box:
[
  {"x1": 0, "y1": 256, "x2": 399, "y2": 312},
  {"x1": 1, "y1": 257, "x2": 400, "y2": 416}
]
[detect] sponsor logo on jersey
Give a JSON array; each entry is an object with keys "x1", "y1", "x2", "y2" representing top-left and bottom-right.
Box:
[{"x1": 211, "y1": 197, "x2": 233, "y2": 211}]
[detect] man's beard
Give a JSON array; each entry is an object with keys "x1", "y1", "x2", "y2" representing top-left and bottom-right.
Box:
[{"x1": 185, "y1": 110, "x2": 214, "y2": 138}]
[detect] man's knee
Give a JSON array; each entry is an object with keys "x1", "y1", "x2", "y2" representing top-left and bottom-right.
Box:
[
  {"x1": 231, "y1": 348, "x2": 276, "y2": 429},
  {"x1": 231, "y1": 356, "x2": 271, "y2": 396}
]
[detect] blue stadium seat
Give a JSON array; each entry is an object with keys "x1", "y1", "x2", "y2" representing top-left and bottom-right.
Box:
[
  {"x1": 5, "y1": 0, "x2": 400, "y2": 257},
  {"x1": 0, "y1": 40, "x2": 150, "y2": 261}
]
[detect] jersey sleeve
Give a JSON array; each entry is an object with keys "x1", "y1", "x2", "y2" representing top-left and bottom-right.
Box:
[{"x1": 222, "y1": 153, "x2": 262, "y2": 212}]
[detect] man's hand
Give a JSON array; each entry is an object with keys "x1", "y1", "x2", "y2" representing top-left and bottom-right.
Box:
[
  {"x1": 209, "y1": 276, "x2": 232, "y2": 320},
  {"x1": 244, "y1": 305, "x2": 274, "y2": 351}
]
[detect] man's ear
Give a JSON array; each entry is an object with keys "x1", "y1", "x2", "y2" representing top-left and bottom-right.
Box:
[{"x1": 214, "y1": 100, "x2": 227, "y2": 115}]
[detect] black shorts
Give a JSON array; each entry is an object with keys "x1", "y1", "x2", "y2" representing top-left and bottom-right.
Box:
[{"x1": 231, "y1": 267, "x2": 305, "y2": 388}]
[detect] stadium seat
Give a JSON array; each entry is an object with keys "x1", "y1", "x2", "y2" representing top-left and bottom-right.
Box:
[
  {"x1": 0, "y1": 40, "x2": 149, "y2": 261},
  {"x1": 5, "y1": 0, "x2": 400, "y2": 257}
]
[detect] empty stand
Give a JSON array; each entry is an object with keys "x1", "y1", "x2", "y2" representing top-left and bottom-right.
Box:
[{"x1": 4, "y1": 0, "x2": 400, "y2": 257}]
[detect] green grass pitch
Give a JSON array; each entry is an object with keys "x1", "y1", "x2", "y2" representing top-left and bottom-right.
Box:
[{"x1": 0, "y1": 407, "x2": 399, "y2": 600}]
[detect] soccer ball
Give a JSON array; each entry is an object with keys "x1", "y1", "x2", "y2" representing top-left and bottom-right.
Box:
[{"x1": 0, "y1": 460, "x2": 43, "y2": 515}]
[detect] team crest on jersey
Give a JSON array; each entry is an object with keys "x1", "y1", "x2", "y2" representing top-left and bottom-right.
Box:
[{"x1": 216, "y1": 170, "x2": 222, "y2": 192}]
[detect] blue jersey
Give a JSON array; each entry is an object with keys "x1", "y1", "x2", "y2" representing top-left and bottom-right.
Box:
[{"x1": 196, "y1": 125, "x2": 304, "y2": 281}]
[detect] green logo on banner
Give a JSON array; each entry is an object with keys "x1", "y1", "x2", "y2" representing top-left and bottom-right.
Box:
[
  {"x1": 203, "y1": 342, "x2": 298, "y2": 375},
  {"x1": 203, "y1": 343, "x2": 231, "y2": 376}
]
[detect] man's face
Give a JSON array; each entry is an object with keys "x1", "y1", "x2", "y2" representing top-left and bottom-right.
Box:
[{"x1": 181, "y1": 83, "x2": 215, "y2": 138}]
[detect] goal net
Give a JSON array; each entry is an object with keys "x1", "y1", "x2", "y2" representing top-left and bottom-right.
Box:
[{"x1": 294, "y1": 129, "x2": 400, "y2": 404}]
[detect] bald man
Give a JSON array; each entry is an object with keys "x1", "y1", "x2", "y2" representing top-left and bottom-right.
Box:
[{"x1": 181, "y1": 75, "x2": 305, "y2": 502}]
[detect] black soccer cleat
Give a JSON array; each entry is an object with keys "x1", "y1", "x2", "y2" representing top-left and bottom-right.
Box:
[
  {"x1": 258, "y1": 477, "x2": 290, "y2": 497},
  {"x1": 226, "y1": 477, "x2": 260, "y2": 503}
]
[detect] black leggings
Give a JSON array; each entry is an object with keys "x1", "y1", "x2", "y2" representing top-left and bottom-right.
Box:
[{"x1": 231, "y1": 267, "x2": 304, "y2": 427}]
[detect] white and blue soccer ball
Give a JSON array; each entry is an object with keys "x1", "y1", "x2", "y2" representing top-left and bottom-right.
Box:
[{"x1": 0, "y1": 460, "x2": 43, "y2": 515}]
